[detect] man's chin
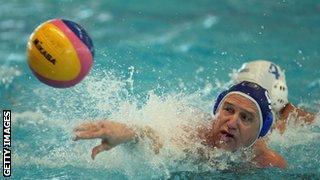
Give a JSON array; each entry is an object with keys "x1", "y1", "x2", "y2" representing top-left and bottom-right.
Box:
[{"x1": 217, "y1": 142, "x2": 237, "y2": 152}]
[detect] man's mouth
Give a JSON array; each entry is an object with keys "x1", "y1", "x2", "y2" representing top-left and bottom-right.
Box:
[{"x1": 219, "y1": 130, "x2": 235, "y2": 143}]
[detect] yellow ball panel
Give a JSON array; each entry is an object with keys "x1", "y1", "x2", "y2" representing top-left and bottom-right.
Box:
[{"x1": 27, "y1": 22, "x2": 81, "y2": 81}]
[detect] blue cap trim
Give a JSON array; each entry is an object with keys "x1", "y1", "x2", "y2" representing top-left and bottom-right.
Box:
[{"x1": 213, "y1": 81, "x2": 273, "y2": 137}]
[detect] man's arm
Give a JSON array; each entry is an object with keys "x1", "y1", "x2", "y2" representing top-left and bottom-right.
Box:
[
  {"x1": 73, "y1": 121, "x2": 163, "y2": 159},
  {"x1": 274, "y1": 103, "x2": 316, "y2": 134},
  {"x1": 279, "y1": 103, "x2": 315, "y2": 124}
]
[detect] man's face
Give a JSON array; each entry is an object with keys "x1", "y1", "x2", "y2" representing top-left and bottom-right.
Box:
[{"x1": 212, "y1": 93, "x2": 260, "y2": 151}]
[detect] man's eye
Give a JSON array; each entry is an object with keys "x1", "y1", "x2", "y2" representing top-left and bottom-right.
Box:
[
  {"x1": 240, "y1": 113, "x2": 252, "y2": 123},
  {"x1": 224, "y1": 106, "x2": 233, "y2": 113}
]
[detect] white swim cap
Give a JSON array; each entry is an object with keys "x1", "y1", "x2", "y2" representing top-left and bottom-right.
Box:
[{"x1": 233, "y1": 60, "x2": 288, "y2": 113}]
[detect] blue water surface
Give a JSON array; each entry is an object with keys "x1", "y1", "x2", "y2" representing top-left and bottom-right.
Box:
[{"x1": 1, "y1": 0, "x2": 320, "y2": 179}]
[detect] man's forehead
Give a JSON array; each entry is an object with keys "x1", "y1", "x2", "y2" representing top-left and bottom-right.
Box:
[{"x1": 223, "y1": 94, "x2": 259, "y2": 115}]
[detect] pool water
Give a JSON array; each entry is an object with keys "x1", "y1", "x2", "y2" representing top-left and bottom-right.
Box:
[{"x1": 1, "y1": 0, "x2": 320, "y2": 179}]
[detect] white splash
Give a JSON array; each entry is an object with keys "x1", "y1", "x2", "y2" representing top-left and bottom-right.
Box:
[
  {"x1": 12, "y1": 68, "x2": 320, "y2": 178},
  {"x1": 0, "y1": 65, "x2": 21, "y2": 87},
  {"x1": 12, "y1": 69, "x2": 248, "y2": 178},
  {"x1": 203, "y1": 15, "x2": 219, "y2": 29}
]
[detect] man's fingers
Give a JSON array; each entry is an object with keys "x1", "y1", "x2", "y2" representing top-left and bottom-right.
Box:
[
  {"x1": 91, "y1": 142, "x2": 114, "y2": 160},
  {"x1": 73, "y1": 130, "x2": 104, "y2": 141},
  {"x1": 73, "y1": 122, "x2": 100, "y2": 132}
]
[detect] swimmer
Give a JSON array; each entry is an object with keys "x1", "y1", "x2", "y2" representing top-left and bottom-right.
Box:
[
  {"x1": 233, "y1": 60, "x2": 316, "y2": 133},
  {"x1": 73, "y1": 81, "x2": 287, "y2": 168}
]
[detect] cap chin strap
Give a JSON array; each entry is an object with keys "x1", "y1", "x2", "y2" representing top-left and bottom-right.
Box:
[{"x1": 215, "y1": 91, "x2": 263, "y2": 149}]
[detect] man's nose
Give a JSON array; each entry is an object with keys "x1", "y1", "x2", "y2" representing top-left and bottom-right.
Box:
[{"x1": 227, "y1": 113, "x2": 239, "y2": 130}]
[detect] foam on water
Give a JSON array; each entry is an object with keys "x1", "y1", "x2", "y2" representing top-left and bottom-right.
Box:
[
  {"x1": 9, "y1": 68, "x2": 273, "y2": 179},
  {"x1": 0, "y1": 66, "x2": 21, "y2": 87},
  {"x1": 4, "y1": 65, "x2": 319, "y2": 179}
]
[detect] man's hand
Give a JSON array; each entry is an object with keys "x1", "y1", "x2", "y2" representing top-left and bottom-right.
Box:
[{"x1": 73, "y1": 121, "x2": 136, "y2": 159}]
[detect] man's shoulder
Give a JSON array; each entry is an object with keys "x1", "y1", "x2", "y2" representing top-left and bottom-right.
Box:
[{"x1": 253, "y1": 140, "x2": 287, "y2": 168}]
